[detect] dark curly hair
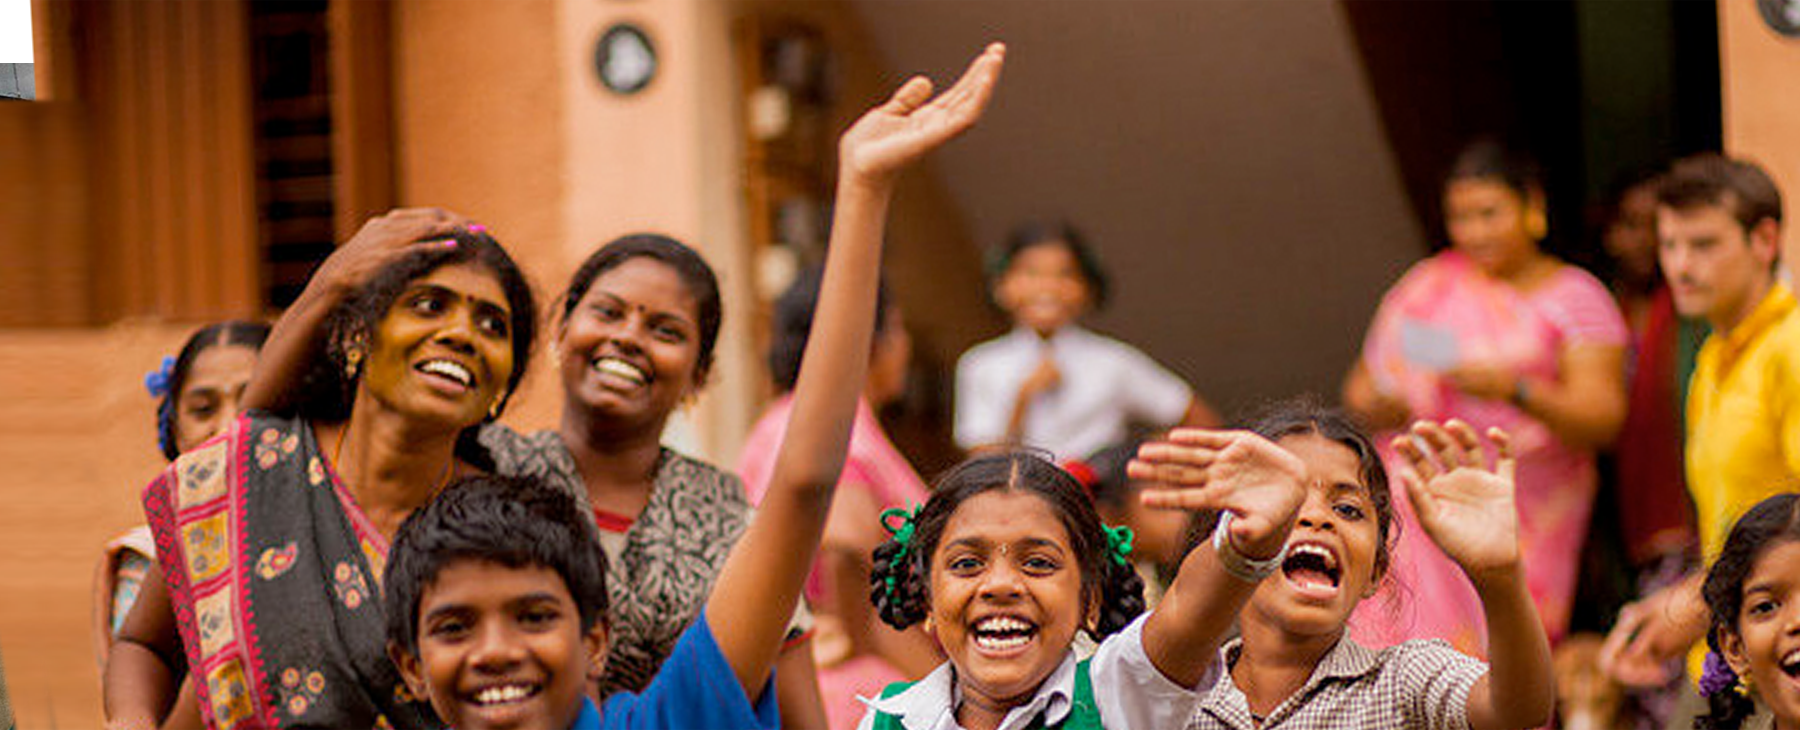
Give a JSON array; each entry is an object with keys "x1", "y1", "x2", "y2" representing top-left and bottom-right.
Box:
[
  {"x1": 869, "y1": 451, "x2": 1146, "y2": 640},
  {"x1": 1697, "y1": 493, "x2": 1800, "y2": 730},
  {"x1": 292, "y1": 229, "x2": 537, "y2": 469},
  {"x1": 385, "y1": 474, "x2": 610, "y2": 658},
  {"x1": 560, "y1": 233, "x2": 723, "y2": 386},
  {"x1": 155, "y1": 320, "x2": 270, "y2": 460}
]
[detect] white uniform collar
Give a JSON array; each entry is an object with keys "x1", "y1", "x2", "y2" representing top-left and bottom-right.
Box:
[{"x1": 863, "y1": 651, "x2": 1080, "y2": 730}]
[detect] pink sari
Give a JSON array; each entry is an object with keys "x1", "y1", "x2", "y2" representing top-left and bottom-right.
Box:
[
  {"x1": 1352, "y1": 251, "x2": 1626, "y2": 656},
  {"x1": 738, "y1": 396, "x2": 931, "y2": 730}
]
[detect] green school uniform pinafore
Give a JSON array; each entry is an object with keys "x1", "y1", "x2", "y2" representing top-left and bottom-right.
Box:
[{"x1": 868, "y1": 659, "x2": 1103, "y2": 730}]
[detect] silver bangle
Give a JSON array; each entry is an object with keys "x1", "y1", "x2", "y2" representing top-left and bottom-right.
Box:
[{"x1": 1212, "y1": 510, "x2": 1288, "y2": 583}]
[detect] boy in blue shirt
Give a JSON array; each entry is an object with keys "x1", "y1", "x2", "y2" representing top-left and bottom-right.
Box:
[
  {"x1": 385, "y1": 476, "x2": 780, "y2": 730},
  {"x1": 382, "y1": 43, "x2": 1006, "y2": 730}
]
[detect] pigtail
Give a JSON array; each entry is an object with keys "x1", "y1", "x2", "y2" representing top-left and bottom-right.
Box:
[
  {"x1": 870, "y1": 536, "x2": 927, "y2": 629},
  {"x1": 1092, "y1": 548, "x2": 1146, "y2": 638},
  {"x1": 1695, "y1": 688, "x2": 1755, "y2": 730}
]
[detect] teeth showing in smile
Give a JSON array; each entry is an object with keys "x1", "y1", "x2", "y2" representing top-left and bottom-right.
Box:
[
  {"x1": 1282, "y1": 543, "x2": 1342, "y2": 589},
  {"x1": 1784, "y1": 649, "x2": 1800, "y2": 677},
  {"x1": 419, "y1": 359, "x2": 474, "y2": 387},
  {"x1": 592, "y1": 357, "x2": 647, "y2": 386},
  {"x1": 472, "y1": 684, "x2": 537, "y2": 706},
  {"x1": 972, "y1": 616, "x2": 1037, "y2": 651}
]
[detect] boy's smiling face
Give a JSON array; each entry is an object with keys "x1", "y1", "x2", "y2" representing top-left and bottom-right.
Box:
[{"x1": 393, "y1": 559, "x2": 606, "y2": 730}]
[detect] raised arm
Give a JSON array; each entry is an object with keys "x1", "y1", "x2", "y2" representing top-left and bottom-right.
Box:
[
  {"x1": 1392, "y1": 420, "x2": 1553, "y2": 730},
  {"x1": 1129, "y1": 429, "x2": 1307, "y2": 687},
  {"x1": 242, "y1": 208, "x2": 468, "y2": 412},
  {"x1": 705, "y1": 43, "x2": 1006, "y2": 698}
]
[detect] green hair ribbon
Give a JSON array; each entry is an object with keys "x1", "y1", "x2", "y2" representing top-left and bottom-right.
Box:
[
  {"x1": 1103, "y1": 524, "x2": 1135, "y2": 567},
  {"x1": 879, "y1": 504, "x2": 923, "y2": 600}
]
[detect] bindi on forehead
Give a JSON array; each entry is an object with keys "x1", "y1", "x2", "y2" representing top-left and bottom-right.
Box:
[{"x1": 408, "y1": 282, "x2": 510, "y2": 316}]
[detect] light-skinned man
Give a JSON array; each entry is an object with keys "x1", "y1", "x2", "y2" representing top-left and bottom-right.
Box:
[{"x1": 1601, "y1": 154, "x2": 1795, "y2": 694}]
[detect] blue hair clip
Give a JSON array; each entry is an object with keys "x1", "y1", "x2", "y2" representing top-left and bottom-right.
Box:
[{"x1": 144, "y1": 355, "x2": 176, "y2": 398}]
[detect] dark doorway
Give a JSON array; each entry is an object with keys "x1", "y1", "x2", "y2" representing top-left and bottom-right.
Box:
[{"x1": 1342, "y1": 0, "x2": 1721, "y2": 269}]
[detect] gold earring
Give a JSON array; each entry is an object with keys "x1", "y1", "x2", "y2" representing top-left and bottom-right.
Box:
[
  {"x1": 344, "y1": 347, "x2": 363, "y2": 380},
  {"x1": 489, "y1": 393, "x2": 506, "y2": 419}
]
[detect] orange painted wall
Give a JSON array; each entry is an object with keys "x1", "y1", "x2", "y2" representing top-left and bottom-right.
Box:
[
  {"x1": 1720, "y1": 1, "x2": 1800, "y2": 273},
  {"x1": 0, "y1": 1, "x2": 986, "y2": 725}
]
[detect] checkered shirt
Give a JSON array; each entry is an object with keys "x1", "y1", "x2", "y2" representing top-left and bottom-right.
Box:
[{"x1": 1187, "y1": 636, "x2": 1487, "y2": 729}]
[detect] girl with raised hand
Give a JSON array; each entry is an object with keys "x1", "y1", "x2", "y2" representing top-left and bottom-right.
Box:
[
  {"x1": 1179, "y1": 403, "x2": 1553, "y2": 730},
  {"x1": 860, "y1": 417, "x2": 1312, "y2": 728},
  {"x1": 1692, "y1": 493, "x2": 1800, "y2": 730}
]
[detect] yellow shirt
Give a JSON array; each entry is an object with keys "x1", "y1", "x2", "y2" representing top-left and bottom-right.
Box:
[
  {"x1": 1685, "y1": 283, "x2": 1800, "y2": 677},
  {"x1": 1687, "y1": 283, "x2": 1800, "y2": 560}
]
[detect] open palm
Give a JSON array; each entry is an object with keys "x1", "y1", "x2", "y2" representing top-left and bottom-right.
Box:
[
  {"x1": 1394, "y1": 420, "x2": 1520, "y2": 577},
  {"x1": 839, "y1": 44, "x2": 1005, "y2": 184},
  {"x1": 1131, "y1": 429, "x2": 1306, "y2": 553}
]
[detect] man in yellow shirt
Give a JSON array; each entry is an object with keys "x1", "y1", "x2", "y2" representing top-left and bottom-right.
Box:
[{"x1": 1601, "y1": 154, "x2": 1792, "y2": 691}]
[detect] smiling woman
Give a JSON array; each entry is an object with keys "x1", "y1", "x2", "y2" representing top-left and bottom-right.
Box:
[{"x1": 103, "y1": 221, "x2": 540, "y2": 730}]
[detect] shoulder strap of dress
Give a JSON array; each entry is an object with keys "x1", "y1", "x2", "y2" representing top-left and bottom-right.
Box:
[{"x1": 1062, "y1": 658, "x2": 1104, "y2": 730}]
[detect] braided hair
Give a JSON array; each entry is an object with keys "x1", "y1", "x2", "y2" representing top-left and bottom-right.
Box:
[
  {"x1": 1697, "y1": 493, "x2": 1800, "y2": 730},
  {"x1": 869, "y1": 451, "x2": 1146, "y2": 640}
]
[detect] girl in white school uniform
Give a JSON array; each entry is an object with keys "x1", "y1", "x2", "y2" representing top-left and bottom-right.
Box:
[{"x1": 857, "y1": 436, "x2": 1306, "y2": 730}]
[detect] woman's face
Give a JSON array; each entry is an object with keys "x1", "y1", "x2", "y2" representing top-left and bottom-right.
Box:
[
  {"x1": 1721, "y1": 539, "x2": 1800, "y2": 725},
  {"x1": 996, "y1": 243, "x2": 1091, "y2": 336},
  {"x1": 928, "y1": 489, "x2": 1087, "y2": 716},
  {"x1": 557, "y1": 257, "x2": 704, "y2": 434},
  {"x1": 360, "y1": 263, "x2": 516, "y2": 429},
  {"x1": 1241, "y1": 433, "x2": 1381, "y2": 640},
  {"x1": 173, "y1": 343, "x2": 260, "y2": 452},
  {"x1": 1444, "y1": 178, "x2": 1542, "y2": 277}
]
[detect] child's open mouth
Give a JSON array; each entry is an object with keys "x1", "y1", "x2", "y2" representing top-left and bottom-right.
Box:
[
  {"x1": 1782, "y1": 649, "x2": 1800, "y2": 680},
  {"x1": 467, "y1": 682, "x2": 542, "y2": 707},
  {"x1": 1281, "y1": 542, "x2": 1342, "y2": 600},
  {"x1": 971, "y1": 615, "x2": 1039, "y2": 654}
]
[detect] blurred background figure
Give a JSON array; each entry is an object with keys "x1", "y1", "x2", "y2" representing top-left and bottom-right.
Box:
[
  {"x1": 1344, "y1": 139, "x2": 1629, "y2": 655},
  {"x1": 1599, "y1": 167, "x2": 1701, "y2": 578},
  {"x1": 955, "y1": 221, "x2": 1219, "y2": 460},
  {"x1": 1066, "y1": 440, "x2": 1195, "y2": 608},
  {"x1": 93, "y1": 320, "x2": 268, "y2": 730},
  {"x1": 738, "y1": 267, "x2": 940, "y2": 730}
]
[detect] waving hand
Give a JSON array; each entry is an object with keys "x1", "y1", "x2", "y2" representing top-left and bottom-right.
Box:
[
  {"x1": 1392, "y1": 420, "x2": 1520, "y2": 579},
  {"x1": 839, "y1": 43, "x2": 1005, "y2": 186}
]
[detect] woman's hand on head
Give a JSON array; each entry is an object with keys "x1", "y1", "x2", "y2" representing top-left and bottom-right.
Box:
[
  {"x1": 1130, "y1": 429, "x2": 1306, "y2": 557},
  {"x1": 317, "y1": 208, "x2": 472, "y2": 295},
  {"x1": 1392, "y1": 420, "x2": 1521, "y2": 581},
  {"x1": 837, "y1": 43, "x2": 1005, "y2": 189}
]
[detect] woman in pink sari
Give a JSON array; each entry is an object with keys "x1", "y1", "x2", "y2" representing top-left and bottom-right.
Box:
[
  {"x1": 1343, "y1": 140, "x2": 1628, "y2": 657},
  {"x1": 738, "y1": 269, "x2": 940, "y2": 730}
]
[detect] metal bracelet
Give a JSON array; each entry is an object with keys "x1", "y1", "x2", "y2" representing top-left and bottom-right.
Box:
[{"x1": 1212, "y1": 510, "x2": 1288, "y2": 583}]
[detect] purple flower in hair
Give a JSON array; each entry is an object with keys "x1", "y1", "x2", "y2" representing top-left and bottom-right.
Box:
[{"x1": 1699, "y1": 650, "x2": 1739, "y2": 697}]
